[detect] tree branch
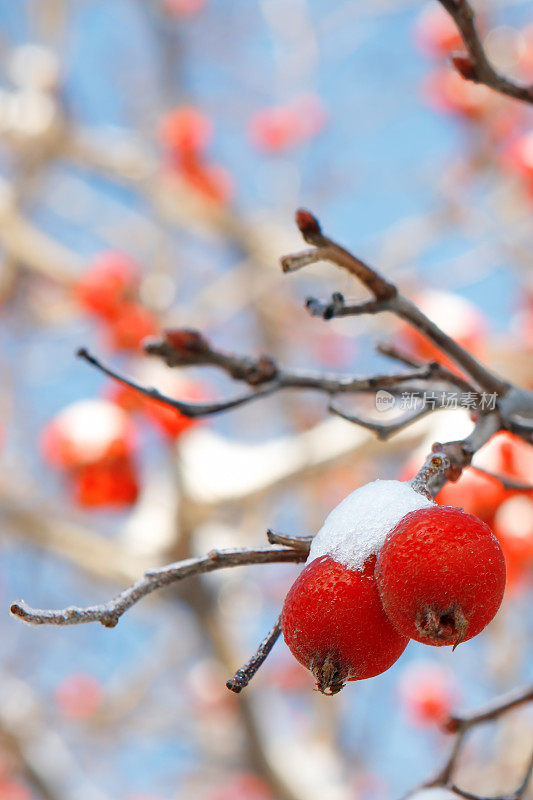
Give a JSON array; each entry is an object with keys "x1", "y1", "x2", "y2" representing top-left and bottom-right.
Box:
[
  {"x1": 437, "y1": 0, "x2": 533, "y2": 105},
  {"x1": 226, "y1": 616, "x2": 282, "y2": 694},
  {"x1": 416, "y1": 684, "x2": 533, "y2": 797},
  {"x1": 77, "y1": 346, "x2": 465, "y2": 422},
  {"x1": 285, "y1": 210, "x2": 510, "y2": 397},
  {"x1": 10, "y1": 546, "x2": 308, "y2": 628}
]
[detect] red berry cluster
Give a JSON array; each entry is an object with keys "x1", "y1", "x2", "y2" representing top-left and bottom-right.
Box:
[
  {"x1": 74, "y1": 251, "x2": 157, "y2": 353},
  {"x1": 281, "y1": 480, "x2": 506, "y2": 694}
]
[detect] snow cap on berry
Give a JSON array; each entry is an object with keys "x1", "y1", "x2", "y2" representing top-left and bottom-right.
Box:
[{"x1": 307, "y1": 479, "x2": 434, "y2": 571}]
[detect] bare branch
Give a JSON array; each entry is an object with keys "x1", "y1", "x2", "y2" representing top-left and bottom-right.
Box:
[
  {"x1": 77, "y1": 347, "x2": 278, "y2": 417},
  {"x1": 437, "y1": 0, "x2": 533, "y2": 105},
  {"x1": 419, "y1": 684, "x2": 533, "y2": 795},
  {"x1": 78, "y1": 345, "x2": 465, "y2": 428},
  {"x1": 286, "y1": 210, "x2": 510, "y2": 397},
  {"x1": 226, "y1": 616, "x2": 282, "y2": 693},
  {"x1": 328, "y1": 402, "x2": 432, "y2": 441},
  {"x1": 267, "y1": 530, "x2": 313, "y2": 549},
  {"x1": 445, "y1": 684, "x2": 533, "y2": 734},
  {"x1": 10, "y1": 546, "x2": 307, "y2": 628}
]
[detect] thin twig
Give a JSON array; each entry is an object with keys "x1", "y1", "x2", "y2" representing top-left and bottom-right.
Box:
[
  {"x1": 77, "y1": 346, "x2": 463, "y2": 421},
  {"x1": 10, "y1": 546, "x2": 307, "y2": 628},
  {"x1": 418, "y1": 684, "x2": 533, "y2": 795},
  {"x1": 226, "y1": 617, "x2": 282, "y2": 693},
  {"x1": 285, "y1": 210, "x2": 510, "y2": 397},
  {"x1": 328, "y1": 402, "x2": 433, "y2": 441},
  {"x1": 437, "y1": 0, "x2": 533, "y2": 105},
  {"x1": 267, "y1": 530, "x2": 313, "y2": 549}
]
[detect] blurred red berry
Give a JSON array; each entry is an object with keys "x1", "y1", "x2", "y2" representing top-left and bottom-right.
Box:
[
  {"x1": 210, "y1": 773, "x2": 273, "y2": 800},
  {"x1": 249, "y1": 95, "x2": 326, "y2": 154},
  {"x1": 55, "y1": 673, "x2": 103, "y2": 719},
  {"x1": 494, "y1": 495, "x2": 533, "y2": 588},
  {"x1": 74, "y1": 252, "x2": 139, "y2": 320},
  {"x1": 248, "y1": 106, "x2": 302, "y2": 153},
  {"x1": 414, "y1": 4, "x2": 464, "y2": 57},
  {"x1": 109, "y1": 369, "x2": 203, "y2": 440},
  {"x1": 41, "y1": 399, "x2": 137, "y2": 469},
  {"x1": 159, "y1": 106, "x2": 213, "y2": 159},
  {"x1": 423, "y1": 66, "x2": 494, "y2": 120},
  {"x1": 501, "y1": 131, "x2": 533, "y2": 193},
  {"x1": 437, "y1": 433, "x2": 533, "y2": 523},
  {"x1": 397, "y1": 290, "x2": 487, "y2": 373},
  {"x1": 180, "y1": 160, "x2": 234, "y2": 205},
  {"x1": 398, "y1": 660, "x2": 459, "y2": 726},
  {"x1": 163, "y1": 0, "x2": 206, "y2": 15},
  {"x1": 0, "y1": 780, "x2": 33, "y2": 800},
  {"x1": 107, "y1": 301, "x2": 158, "y2": 352},
  {"x1": 72, "y1": 456, "x2": 139, "y2": 508}
]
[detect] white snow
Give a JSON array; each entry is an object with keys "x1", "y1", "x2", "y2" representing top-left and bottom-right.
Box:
[
  {"x1": 55, "y1": 399, "x2": 131, "y2": 462},
  {"x1": 307, "y1": 479, "x2": 434, "y2": 570}
]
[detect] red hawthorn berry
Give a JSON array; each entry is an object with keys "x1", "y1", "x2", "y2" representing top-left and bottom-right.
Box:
[
  {"x1": 41, "y1": 399, "x2": 137, "y2": 469},
  {"x1": 398, "y1": 660, "x2": 459, "y2": 727},
  {"x1": 423, "y1": 66, "x2": 494, "y2": 120},
  {"x1": 180, "y1": 160, "x2": 234, "y2": 205},
  {"x1": 282, "y1": 554, "x2": 409, "y2": 695},
  {"x1": 55, "y1": 673, "x2": 103, "y2": 719},
  {"x1": 437, "y1": 432, "x2": 533, "y2": 521},
  {"x1": 72, "y1": 456, "x2": 139, "y2": 508},
  {"x1": 107, "y1": 301, "x2": 158, "y2": 352},
  {"x1": 74, "y1": 252, "x2": 139, "y2": 320},
  {"x1": 163, "y1": 0, "x2": 206, "y2": 15},
  {"x1": 493, "y1": 495, "x2": 533, "y2": 588},
  {"x1": 375, "y1": 506, "x2": 506, "y2": 647},
  {"x1": 159, "y1": 106, "x2": 213, "y2": 159},
  {"x1": 0, "y1": 780, "x2": 32, "y2": 800},
  {"x1": 397, "y1": 290, "x2": 487, "y2": 374},
  {"x1": 414, "y1": 4, "x2": 464, "y2": 57},
  {"x1": 248, "y1": 106, "x2": 301, "y2": 153}
]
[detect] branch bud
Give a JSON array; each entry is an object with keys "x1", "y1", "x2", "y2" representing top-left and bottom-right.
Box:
[{"x1": 451, "y1": 52, "x2": 477, "y2": 81}]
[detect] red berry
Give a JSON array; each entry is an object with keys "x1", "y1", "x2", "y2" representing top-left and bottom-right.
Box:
[
  {"x1": 107, "y1": 301, "x2": 158, "y2": 352},
  {"x1": 74, "y1": 252, "x2": 139, "y2": 320},
  {"x1": 162, "y1": 0, "x2": 206, "y2": 15},
  {"x1": 282, "y1": 554, "x2": 409, "y2": 694},
  {"x1": 159, "y1": 106, "x2": 212, "y2": 158},
  {"x1": 423, "y1": 66, "x2": 494, "y2": 120},
  {"x1": 397, "y1": 290, "x2": 487, "y2": 373},
  {"x1": 375, "y1": 506, "x2": 506, "y2": 647},
  {"x1": 398, "y1": 660, "x2": 459, "y2": 727},
  {"x1": 180, "y1": 160, "x2": 234, "y2": 205},
  {"x1": 414, "y1": 4, "x2": 464, "y2": 57},
  {"x1": 41, "y1": 399, "x2": 137, "y2": 469},
  {"x1": 493, "y1": 495, "x2": 533, "y2": 589},
  {"x1": 55, "y1": 673, "x2": 103, "y2": 719},
  {"x1": 72, "y1": 456, "x2": 139, "y2": 508},
  {"x1": 248, "y1": 106, "x2": 301, "y2": 153}
]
